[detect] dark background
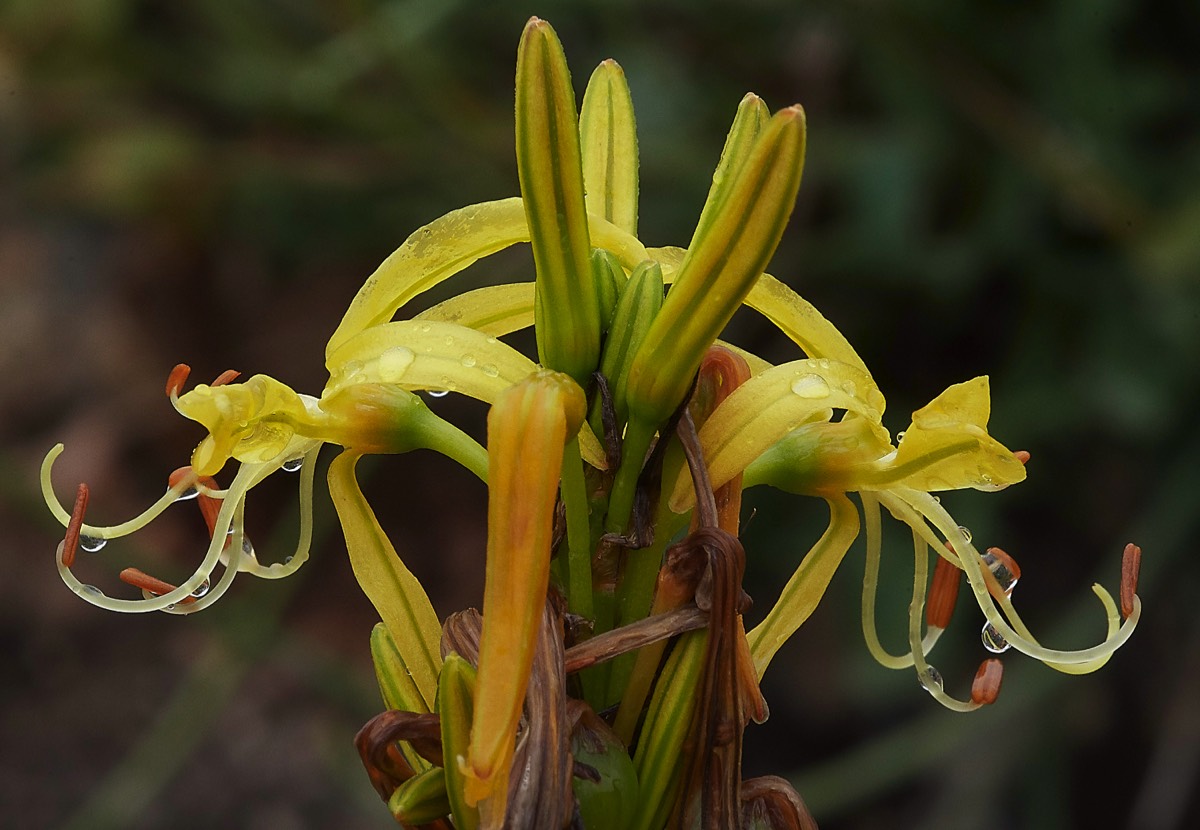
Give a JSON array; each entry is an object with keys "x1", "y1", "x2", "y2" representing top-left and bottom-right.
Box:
[{"x1": 2, "y1": 1, "x2": 1197, "y2": 828}]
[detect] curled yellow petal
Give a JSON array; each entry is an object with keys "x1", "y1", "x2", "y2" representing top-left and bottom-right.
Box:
[{"x1": 668, "y1": 358, "x2": 883, "y2": 512}]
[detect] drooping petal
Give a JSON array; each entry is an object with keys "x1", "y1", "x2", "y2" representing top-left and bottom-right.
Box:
[
  {"x1": 747, "y1": 493, "x2": 860, "y2": 677},
  {"x1": 328, "y1": 451, "x2": 443, "y2": 712}
]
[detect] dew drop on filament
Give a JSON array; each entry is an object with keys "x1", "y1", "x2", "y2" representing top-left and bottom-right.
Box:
[
  {"x1": 281, "y1": 458, "x2": 303, "y2": 473},
  {"x1": 191, "y1": 578, "x2": 211, "y2": 599},
  {"x1": 981, "y1": 621, "x2": 1011, "y2": 654},
  {"x1": 80, "y1": 535, "x2": 107, "y2": 553},
  {"x1": 175, "y1": 485, "x2": 199, "y2": 502},
  {"x1": 920, "y1": 666, "x2": 944, "y2": 693}
]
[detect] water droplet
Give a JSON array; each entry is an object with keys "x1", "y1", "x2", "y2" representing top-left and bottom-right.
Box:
[
  {"x1": 342, "y1": 360, "x2": 364, "y2": 380},
  {"x1": 896, "y1": 430, "x2": 907, "y2": 442},
  {"x1": 284, "y1": 555, "x2": 293, "y2": 565},
  {"x1": 175, "y1": 485, "x2": 199, "y2": 502},
  {"x1": 281, "y1": 457, "x2": 304, "y2": 473},
  {"x1": 981, "y1": 621, "x2": 1011, "y2": 654},
  {"x1": 241, "y1": 537, "x2": 255, "y2": 557},
  {"x1": 443, "y1": 335, "x2": 456, "y2": 347},
  {"x1": 417, "y1": 323, "x2": 432, "y2": 334},
  {"x1": 81, "y1": 584, "x2": 105, "y2": 599},
  {"x1": 428, "y1": 389, "x2": 449, "y2": 398},
  {"x1": 377, "y1": 346, "x2": 414, "y2": 383},
  {"x1": 191, "y1": 578, "x2": 211, "y2": 599},
  {"x1": 486, "y1": 336, "x2": 499, "y2": 345},
  {"x1": 80, "y1": 535, "x2": 107, "y2": 553},
  {"x1": 957, "y1": 525, "x2": 973, "y2": 543},
  {"x1": 980, "y1": 549, "x2": 1019, "y2": 593},
  {"x1": 841, "y1": 380, "x2": 857, "y2": 396},
  {"x1": 460, "y1": 354, "x2": 477, "y2": 368},
  {"x1": 920, "y1": 666, "x2": 944, "y2": 693},
  {"x1": 481, "y1": 364, "x2": 500, "y2": 378},
  {"x1": 790, "y1": 373, "x2": 830, "y2": 400}
]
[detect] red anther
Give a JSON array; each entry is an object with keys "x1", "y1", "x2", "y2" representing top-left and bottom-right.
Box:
[
  {"x1": 211, "y1": 369, "x2": 241, "y2": 387},
  {"x1": 1121, "y1": 542, "x2": 1142, "y2": 620},
  {"x1": 61, "y1": 483, "x2": 90, "y2": 569},
  {"x1": 1013, "y1": 450, "x2": 1031, "y2": 465},
  {"x1": 119, "y1": 568, "x2": 196, "y2": 604},
  {"x1": 971, "y1": 658, "x2": 1004, "y2": 705},
  {"x1": 166, "y1": 364, "x2": 192, "y2": 397},
  {"x1": 925, "y1": 554, "x2": 962, "y2": 629}
]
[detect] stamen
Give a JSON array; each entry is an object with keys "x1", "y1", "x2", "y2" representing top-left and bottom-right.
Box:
[
  {"x1": 166, "y1": 364, "x2": 192, "y2": 398},
  {"x1": 925, "y1": 552, "x2": 961, "y2": 630},
  {"x1": 119, "y1": 568, "x2": 196, "y2": 605},
  {"x1": 61, "y1": 483, "x2": 90, "y2": 568},
  {"x1": 1121, "y1": 542, "x2": 1142, "y2": 620},
  {"x1": 1013, "y1": 450, "x2": 1031, "y2": 465},
  {"x1": 971, "y1": 658, "x2": 1004, "y2": 705},
  {"x1": 211, "y1": 369, "x2": 241, "y2": 387}
]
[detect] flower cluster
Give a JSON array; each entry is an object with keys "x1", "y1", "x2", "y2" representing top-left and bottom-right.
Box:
[{"x1": 44, "y1": 17, "x2": 1139, "y2": 829}]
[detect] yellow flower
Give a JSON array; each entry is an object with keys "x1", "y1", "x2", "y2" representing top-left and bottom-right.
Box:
[{"x1": 666, "y1": 355, "x2": 1140, "y2": 710}]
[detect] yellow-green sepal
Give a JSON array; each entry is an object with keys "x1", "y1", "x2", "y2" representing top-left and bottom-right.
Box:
[
  {"x1": 517, "y1": 17, "x2": 600, "y2": 386},
  {"x1": 571, "y1": 706, "x2": 640, "y2": 830},
  {"x1": 580, "y1": 59, "x2": 639, "y2": 236},
  {"x1": 438, "y1": 653, "x2": 480, "y2": 830},
  {"x1": 388, "y1": 766, "x2": 452, "y2": 826}
]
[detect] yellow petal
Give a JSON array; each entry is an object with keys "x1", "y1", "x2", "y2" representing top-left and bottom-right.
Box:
[
  {"x1": 328, "y1": 451, "x2": 442, "y2": 711},
  {"x1": 668, "y1": 358, "x2": 883, "y2": 512},
  {"x1": 887, "y1": 377, "x2": 1026, "y2": 492}
]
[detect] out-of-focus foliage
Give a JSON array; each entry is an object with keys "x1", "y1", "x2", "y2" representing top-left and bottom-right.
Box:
[{"x1": 2, "y1": 1, "x2": 1196, "y2": 828}]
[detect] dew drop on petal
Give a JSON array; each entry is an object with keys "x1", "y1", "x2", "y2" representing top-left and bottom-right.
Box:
[
  {"x1": 378, "y1": 347, "x2": 415, "y2": 383},
  {"x1": 460, "y1": 354, "x2": 477, "y2": 368},
  {"x1": 896, "y1": 430, "x2": 906, "y2": 442},
  {"x1": 80, "y1": 535, "x2": 107, "y2": 553},
  {"x1": 281, "y1": 457, "x2": 303, "y2": 473},
  {"x1": 790, "y1": 373, "x2": 830, "y2": 400},
  {"x1": 981, "y1": 621, "x2": 1011, "y2": 654},
  {"x1": 417, "y1": 323, "x2": 432, "y2": 334},
  {"x1": 481, "y1": 364, "x2": 500, "y2": 378},
  {"x1": 428, "y1": 390, "x2": 449, "y2": 398},
  {"x1": 920, "y1": 665, "x2": 944, "y2": 693}
]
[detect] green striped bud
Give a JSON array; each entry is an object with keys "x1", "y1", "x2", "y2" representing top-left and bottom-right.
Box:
[
  {"x1": 593, "y1": 248, "x2": 625, "y2": 332},
  {"x1": 580, "y1": 59, "x2": 639, "y2": 236},
  {"x1": 388, "y1": 766, "x2": 451, "y2": 826},
  {"x1": 598, "y1": 259, "x2": 664, "y2": 425},
  {"x1": 624, "y1": 104, "x2": 807, "y2": 430},
  {"x1": 517, "y1": 17, "x2": 600, "y2": 386},
  {"x1": 437, "y1": 653, "x2": 480, "y2": 830}
]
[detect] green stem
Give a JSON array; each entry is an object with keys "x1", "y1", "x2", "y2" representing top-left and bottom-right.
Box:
[
  {"x1": 604, "y1": 417, "x2": 656, "y2": 535},
  {"x1": 560, "y1": 436, "x2": 594, "y2": 620},
  {"x1": 412, "y1": 410, "x2": 489, "y2": 483}
]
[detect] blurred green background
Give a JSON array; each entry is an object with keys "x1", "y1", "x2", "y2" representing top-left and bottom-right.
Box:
[{"x1": 2, "y1": 0, "x2": 1197, "y2": 827}]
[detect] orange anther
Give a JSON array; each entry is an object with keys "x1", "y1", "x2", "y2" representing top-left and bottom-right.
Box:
[
  {"x1": 925, "y1": 554, "x2": 962, "y2": 629},
  {"x1": 119, "y1": 568, "x2": 196, "y2": 604},
  {"x1": 1121, "y1": 542, "x2": 1142, "y2": 620},
  {"x1": 197, "y1": 489, "x2": 223, "y2": 537},
  {"x1": 211, "y1": 369, "x2": 241, "y2": 387},
  {"x1": 166, "y1": 364, "x2": 192, "y2": 398},
  {"x1": 1013, "y1": 450, "x2": 1031, "y2": 465},
  {"x1": 61, "y1": 483, "x2": 90, "y2": 569},
  {"x1": 971, "y1": 658, "x2": 1004, "y2": 705}
]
